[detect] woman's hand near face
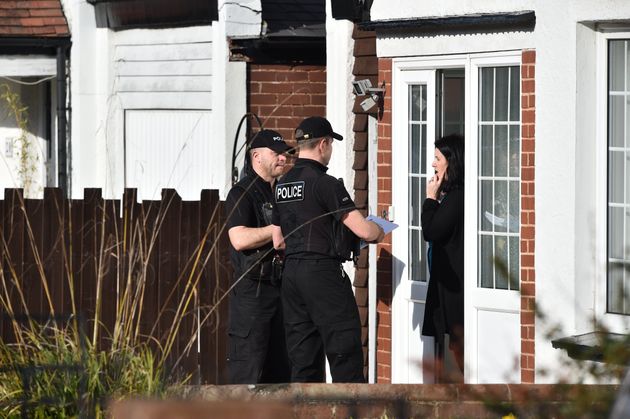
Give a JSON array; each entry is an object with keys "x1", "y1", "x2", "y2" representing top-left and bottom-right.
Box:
[{"x1": 426, "y1": 173, "x2": 443, "y2": 200}]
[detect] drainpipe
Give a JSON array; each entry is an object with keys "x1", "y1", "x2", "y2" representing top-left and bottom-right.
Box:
[
  {"x1": 368, "y1": 115, "x2": 378, "y2": 383},
  {"x1": 56, "y1": 45, "x2": 68, "y2": 196}
]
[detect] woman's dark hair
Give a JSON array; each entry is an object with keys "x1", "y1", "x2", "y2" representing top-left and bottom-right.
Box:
[{"x1": 435, "y1": 133, "x2": 465, "y2": 193}]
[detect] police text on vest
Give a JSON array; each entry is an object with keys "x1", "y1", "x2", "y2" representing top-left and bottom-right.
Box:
[{"x1": 276, "y1": 181, "x2": 305, "y2": 203}]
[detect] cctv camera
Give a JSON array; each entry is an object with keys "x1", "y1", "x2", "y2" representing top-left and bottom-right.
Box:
[{"x1": 352, "y1": 79, "x2": 372, "y2": 96}]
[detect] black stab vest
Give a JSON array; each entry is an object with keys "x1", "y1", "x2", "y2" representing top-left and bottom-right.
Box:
[
  {"x1": 275, "y1": 160, "x2": 359, "y2": 261},
  {"x1": 231, "y1": 174, "x2": 275, "y2": 279}
]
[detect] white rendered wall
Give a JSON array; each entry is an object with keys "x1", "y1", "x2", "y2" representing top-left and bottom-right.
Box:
[
  {"x1": 325, "y1": 0, "x2": 356, "y2": 383},
  {"x1": 370, "y1": 0, "x2": 630, "y2": 383},
  {"x1": 216, "y1": 1, "x2": 248, "y2": 199},
  {"x1": 326, "y1": 1, "x2": 355, "y2": 192},
  {"x1": 61, "y1": 0, "x2": 245, "y2": 200},
  {"x1": 223, "y1": 0, "x2": 262, "y2": 39},
  {"x1": 61, "y1": 0, "x2": 109, "y2": 199}
]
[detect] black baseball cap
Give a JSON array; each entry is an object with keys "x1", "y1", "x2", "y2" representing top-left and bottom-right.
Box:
[
  {"x1": 295, "y1": 116, "x2": 343, "y2": 141},
  {"x1": 248, "y1": 129, "x2": 292, "y2": 154}
]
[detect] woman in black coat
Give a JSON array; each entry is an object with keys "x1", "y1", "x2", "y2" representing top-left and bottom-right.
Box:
[{"x1": 421, "y1": 134, "x2": 465, "y2": 375}]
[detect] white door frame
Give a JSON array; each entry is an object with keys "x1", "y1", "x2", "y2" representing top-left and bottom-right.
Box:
[
  {"x1": 391, "y1": 52, "x2": 523, "y2": 384},
  {"x1": 391, "y1": 56, "x2": 468, "y2": 383}
]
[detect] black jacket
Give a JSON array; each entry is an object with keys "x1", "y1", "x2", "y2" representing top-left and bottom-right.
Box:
[
  {"x1": 225, "y1": 172, "x2": 275, "y2": 281},
  {"x1": 420, "y1": 188, "x2": 464, "y2": 342}
]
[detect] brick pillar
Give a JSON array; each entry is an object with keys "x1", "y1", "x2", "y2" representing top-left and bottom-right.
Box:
[
  {"x1": 376, "y1": 57, "x2": 393, "y2": 383},
  {"x1": 520, "y1": 49, "x2": 536, "y2": 384}
]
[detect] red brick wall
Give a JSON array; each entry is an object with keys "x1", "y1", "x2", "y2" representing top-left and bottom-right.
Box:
[
  {"x1": 351, "y1": 27, "x2": 378, "y2": 378},
  {"x1": 113, "y1": 384, "x2": 618, "y2": 418},
  {"x1": 520, "y1": 49, "x2": 536, "y2": 383},
  {"x1": 376, "y1": 58, "x2": 393, "y2": 383},
  {"x1": 248, "y1": 65, "x2": 327, "y2": 141}
]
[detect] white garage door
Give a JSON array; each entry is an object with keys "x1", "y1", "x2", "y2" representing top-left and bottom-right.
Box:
[{"x1": 125, "y1": 109, "x2": 213, "y2": 201}]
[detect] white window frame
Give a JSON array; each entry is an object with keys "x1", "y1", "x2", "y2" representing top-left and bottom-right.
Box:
[{"x1": 595, "y1": 29, "x2": 630, "y2": 331}]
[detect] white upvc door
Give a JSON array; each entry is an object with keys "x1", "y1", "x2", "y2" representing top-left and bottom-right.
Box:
[
  {"x1": 391, "y1": 53, "x2": 522, "y2": 384},
  {"x1": 465, "y1": 54, "x2": 522, "y2": 383},
  {"x1": 391, "y1": 67, "x2": 436, "y2": 383}
]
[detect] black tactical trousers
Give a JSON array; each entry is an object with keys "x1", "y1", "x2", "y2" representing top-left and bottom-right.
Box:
[
  {"x1": 282, "y1": 258, "x2": 364, "y2": 383},
  {"x1": 227, "y1": 277, "x2": 291, "y2": 384}
]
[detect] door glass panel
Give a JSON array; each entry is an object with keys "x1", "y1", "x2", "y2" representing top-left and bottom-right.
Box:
[
  {"x1": 440, "y1": 69, "x2": 465, "y2": 136},
  {"x1": 411, "y1": 124, "x2": 421, "y2": 173},
  {"x1": 610, "y1": 96, "x2": 624, "y2": 148},
  {"x1": 410, "y1": 229, "x2": 421, "y2": 284},
  {"x1": 495, "y1": 236, "x2": 509, "y2": 290},
  {"x1": 480, "y1": 125, "x2": 494, "y2": 177},
  {"x1": 610, "y1": 40, "x2": 625, "y2": 92},
  {"x1": 509, "y1": 125, "x2": 520, "y2": 177},
  {"x1": 410, "y1": 176, "x2": 420, "y2": 226},
  {"x1": 509, "y1": 68, "x2": 520, "y2": 122},
  {"x1": 609, "y1": 151, "x2": 624, "y2": 203},
  {"x1": 480, "y1": 179, "x2": 493, "y2": 231},
  {"x1": 479, "y1": 235, "x2": 494, "y2": 288},
  {"x1": 411, "y1": 85, "x2": 423, "y2": 121},
  {"x1": 509, "y1": 180, "x2": 520, "y2": 233},
  {"x1": 409, "y1": 84, "x2": 428, "y2": 282},
  {"x1": 493, "y1": 180, "x2": 508, "y2": 234},
  {"x1": 495, "y1": 67, "x2": 509, "y2": 121},
  {"x1": 509, "y1": 236, "x2": 520, "y2": 289},
  {"x1": 494, "y1": 125, "x2": 508, "y2": 177},
  {"x1": 480, "y1": 68, "x2": 494, "y2": 122},
  {"x1": 478, "y1": 66, "x2": 520, "y2": 290},
  {"x1": 607, "y1": 40, "x2": 630, "y2": 314}
]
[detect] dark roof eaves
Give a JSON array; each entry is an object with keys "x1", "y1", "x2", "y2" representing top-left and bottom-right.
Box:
[
  {"x1": 358, "y1": 10, "x2": 536, "y2": 33},
  {"x1": 0, "y1": 36, "x2": 71, "y2": 47}
]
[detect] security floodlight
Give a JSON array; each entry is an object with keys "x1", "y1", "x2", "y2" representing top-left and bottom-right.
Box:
[
  {"x1": 352, "y1": 79, "x2": 371, "y2": 96},
  {"x1": 352, "y1": 79, "x2": 385, "y2": 96}
]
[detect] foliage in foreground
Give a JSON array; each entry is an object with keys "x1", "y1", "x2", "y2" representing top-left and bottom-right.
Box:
[
  {"x1": 0, "y1": 323, "x2": 167, "y2": 418},
  {"x1": 0, "y1": 187, "x2": 223, "y2": 417}
]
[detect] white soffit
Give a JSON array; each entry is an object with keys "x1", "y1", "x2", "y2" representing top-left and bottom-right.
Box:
[{"x1": 0, "y1": 55, "x2": 57, "y2": 77}]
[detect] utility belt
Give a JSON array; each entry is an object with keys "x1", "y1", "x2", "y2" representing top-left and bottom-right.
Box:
[{"x1": 240, "y1": 252, "x2": 283, "y2": 287}]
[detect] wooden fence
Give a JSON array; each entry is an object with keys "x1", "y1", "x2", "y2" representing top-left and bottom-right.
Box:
[{"x1": 0, "y1": 188, "x2": 230, "y2": 384}]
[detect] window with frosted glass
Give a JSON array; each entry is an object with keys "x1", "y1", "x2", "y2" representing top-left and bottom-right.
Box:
[
  {"x1": 478, "y1": 67, "x2": 520, "y2": 290},
  {"x1": 607, "y1": 40, "x2": 630, "y2": 314},
  {"x1": 409, "y1": 84, "x2": 429, "y2": 282}
]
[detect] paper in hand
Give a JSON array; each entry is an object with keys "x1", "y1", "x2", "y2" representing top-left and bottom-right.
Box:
[{"x1": 361, "y1": 215, "x2": 398, "y2": 248}]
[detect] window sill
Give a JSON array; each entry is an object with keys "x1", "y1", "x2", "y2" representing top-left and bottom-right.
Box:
[{"x1": 551, "y1": 331, "x2": 629, "y2": 363}]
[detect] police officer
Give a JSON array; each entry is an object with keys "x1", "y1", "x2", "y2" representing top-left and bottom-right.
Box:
[
  {"x1": 224, "y1": 129, "x2": 292, "y2": 384},
  {"x1": 271, "y1": 116, "x2": 385, "y2": 383}
]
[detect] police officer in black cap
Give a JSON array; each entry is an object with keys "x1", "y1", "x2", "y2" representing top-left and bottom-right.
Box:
[
  {"x1": 271, "y1": 116, "x2": 385, "y2": 383},
  {"x1": 224, "y1": 129, "x2": 292, "y2": 384}
]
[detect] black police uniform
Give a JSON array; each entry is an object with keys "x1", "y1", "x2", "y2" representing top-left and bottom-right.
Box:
[
  {"x1": 225, "y1": 170, "x2": 291, "y2": 384},
  {"x1": 272, "y1": 158, "x2": 364, "y2": 383}
]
